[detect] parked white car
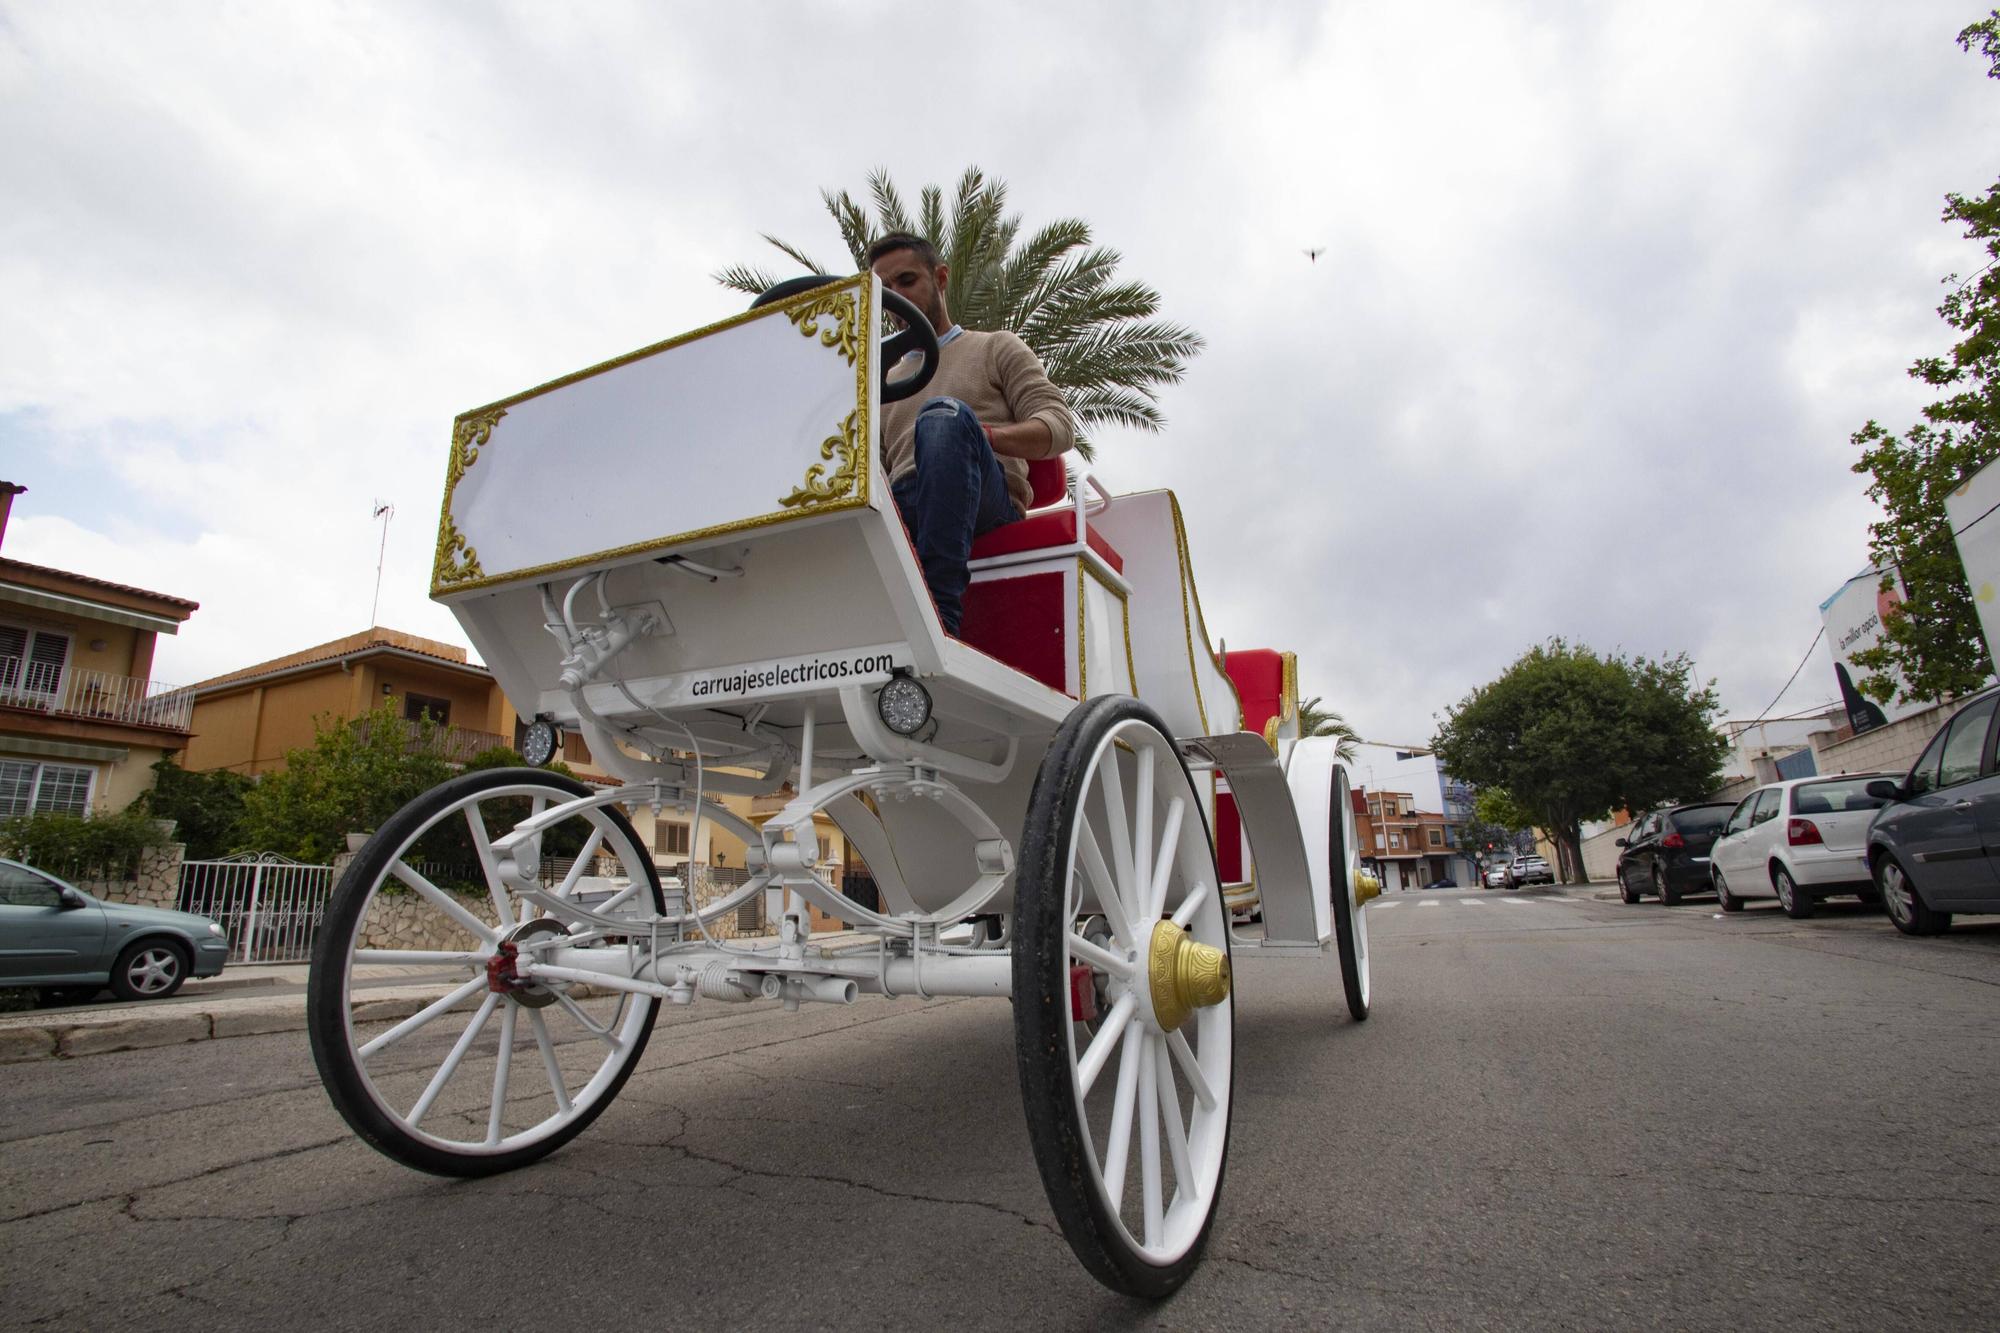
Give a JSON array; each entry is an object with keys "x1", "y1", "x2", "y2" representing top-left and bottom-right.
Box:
[{"x1": 1707, "y1": 774, "x2": 1895, "y2": 918}]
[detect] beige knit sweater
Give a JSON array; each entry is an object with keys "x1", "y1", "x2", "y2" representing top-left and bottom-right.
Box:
[{"x1": 878, "y1": 329, "x2": 1076, "y2": 518}]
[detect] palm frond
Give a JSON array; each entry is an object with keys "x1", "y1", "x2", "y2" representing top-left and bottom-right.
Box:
[
  {"x1": 760, "y1": 232, "x2": 833, "y2": 278},
  {"x1": 713, "y1": 263, "x2": 780, "y2": 297}
]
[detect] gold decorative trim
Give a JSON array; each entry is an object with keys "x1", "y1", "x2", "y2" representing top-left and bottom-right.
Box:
[
  {"x1": 779, "y1": 410, "x2": 865, "y2": 509},
  {"x1": 430, "y1": 276, "x2": 877, "y2": 598},
  {"x1": 1077, "y1": 556, "x2": 1136, "y2": 701},
  {"x1": 1262, "y1": 717, "x2": 1280, "y2": 751},
  {"x1": 784, "y1": 287, "x2": 861, "y2": 365},
  {"x1": 1280, "y1": 650, "x2": 1298, "y2": 723},
  {"x1": 1165, "y1": 493, "x2": 1243, "y2": 736},
  {"x1": 432, "y1": 407, "x2": 505, "y2": 590}
]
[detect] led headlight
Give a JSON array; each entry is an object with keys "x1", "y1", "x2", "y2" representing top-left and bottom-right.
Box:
[
  {"x1": 877, "y1": 674, "x2": 932, "y2": 737},
  {"x1": 520, "y1": 715, "x2": 560, "y2": 767}
]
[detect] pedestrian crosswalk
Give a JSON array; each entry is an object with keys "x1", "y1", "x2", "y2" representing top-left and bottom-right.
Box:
[{"x1": 1371, "y1": 894, "x2": 1580, "y2": 910}]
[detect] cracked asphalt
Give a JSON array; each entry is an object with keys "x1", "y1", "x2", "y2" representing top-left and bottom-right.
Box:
[{"x1": 3, "y1": 886, "x2": 1997, "y2": 1330}]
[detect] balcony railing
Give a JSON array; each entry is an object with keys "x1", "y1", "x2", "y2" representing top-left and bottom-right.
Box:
[
  {"x1": 353, "y1": 715, "x2": 510, "y2": 764},
  {"x1": 0, "y1": 657, "x2": 195, "y2": 732}
]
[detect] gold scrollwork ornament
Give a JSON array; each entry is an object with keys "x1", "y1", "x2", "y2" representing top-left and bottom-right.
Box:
[
  {"x1": 433, "y1": 407, "x2": 505, "y2": 588},
  {"x1": 784, "y1": 288, "x2": 861, "y2": 366},
  {"x1": 779, "y1": 410, "x2": 863, "y2": 510}
]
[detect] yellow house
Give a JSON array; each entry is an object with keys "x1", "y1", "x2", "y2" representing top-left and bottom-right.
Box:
[
  {"x1": 183, "y1": 627, "x2": 527, "y2": 775},
  {"x1": 0, "y1": 483, "x2": 201, "y2": 816}
]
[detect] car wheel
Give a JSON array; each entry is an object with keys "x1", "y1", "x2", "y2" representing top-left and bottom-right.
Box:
[
  {"x1": 1714, "y1": 869, "x2": 1743, "y2": 913},
  {"x1": 1618, "y1": 869, "x2": 1640, "y2": 905},
  {"x1": 1773, "y1": 865, "x2": 1815, "y2": 920},
  {"x1": 1653, "y1": 866, "x2": 1680, "y2": 907},
  {"x1": 110, "y1": 940, "x2": 189, "y2": 1001},
  {"x1": 1877, "y1": 854, "x2": 1950, "y2": 937}
]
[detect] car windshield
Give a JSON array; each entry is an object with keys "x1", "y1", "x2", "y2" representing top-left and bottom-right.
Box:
[
  {"x1": 1669, "y1": 807, "x2": 1731, "y2": 834},
  {"x1": 1793, "y1": 778, "x2": 1891, "y2": 815}
]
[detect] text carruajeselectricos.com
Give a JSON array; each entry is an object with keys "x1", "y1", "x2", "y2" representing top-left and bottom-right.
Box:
[{"x1": 689, "y1": 652, "x2": 898, "y2": 699}]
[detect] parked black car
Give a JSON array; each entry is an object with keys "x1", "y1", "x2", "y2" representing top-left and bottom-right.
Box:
[
  {"x1": 1864, "y1": 687, "x2": 2000, "y2": 936},
  {"x1": 1614, "y1": 802, "x2": 1736, "y2": 905}
]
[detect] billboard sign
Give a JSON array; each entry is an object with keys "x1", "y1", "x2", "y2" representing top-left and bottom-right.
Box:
[
  {"x1": 1819, "y1": 568, "x2": 1925, "y2": 734},
  {"x1": 1945, "y1": 455, "x2": 2000, "y2": 669}
]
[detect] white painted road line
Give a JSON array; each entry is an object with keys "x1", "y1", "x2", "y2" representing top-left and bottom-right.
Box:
[
  {"x1": 1418, "y1": 900, "x2": 1441, "y2": 909},
  {"x1": 1497, "y1": 897, "x2": 1531, "y2": 905},
  {"x1": 1373, "y1": 900, "x2": 1401, "y2": 908}
]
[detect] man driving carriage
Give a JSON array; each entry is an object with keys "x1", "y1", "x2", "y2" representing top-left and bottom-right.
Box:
[{"x1": 867, "y1": 231, "x2": 1076, "y2": 635}]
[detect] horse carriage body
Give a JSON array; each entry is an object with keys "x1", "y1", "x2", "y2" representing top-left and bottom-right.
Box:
[{"x1": 307, "y1": 274, "x2": 1375, "y2": 1296}]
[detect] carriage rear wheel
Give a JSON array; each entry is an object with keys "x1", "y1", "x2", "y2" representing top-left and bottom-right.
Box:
[
  {"x1": 1328, "y1": 763, "x2": 1370, "y2": 1021},
  {"x1": 1014, "y1": 696, "x2": 1234, "y2": 1299},
  {"x1": 308, "y1": 768, "x2": 664, "y2": 1176}
]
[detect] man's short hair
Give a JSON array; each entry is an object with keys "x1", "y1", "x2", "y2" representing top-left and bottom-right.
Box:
[{"x1": 865, "y1": 231, "x2": 941, "y2": 269}]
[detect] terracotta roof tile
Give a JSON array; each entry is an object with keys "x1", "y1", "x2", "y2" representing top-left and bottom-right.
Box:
[{"x1": 0, "y1": 557, "x2": 200, "y2": 612}]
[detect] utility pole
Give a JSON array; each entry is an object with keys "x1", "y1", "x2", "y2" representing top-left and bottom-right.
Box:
[{"x1": 369, "y1": 501, "x2": 394, "y2": 628}]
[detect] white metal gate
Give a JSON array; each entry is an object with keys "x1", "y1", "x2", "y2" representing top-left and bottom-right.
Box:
[{"x1": 178, "y1": 853, "x2": 335, "y2": 963}]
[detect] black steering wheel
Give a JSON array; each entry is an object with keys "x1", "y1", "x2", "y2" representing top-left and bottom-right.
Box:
[{"x1": 751, "y1": 275, "x2": 940, "y2": 403}]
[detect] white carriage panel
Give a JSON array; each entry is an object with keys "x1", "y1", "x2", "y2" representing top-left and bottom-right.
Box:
[
  {"x1": 434, "y1": 277, "x2": 877, "y2": 597},
  {"x1": 1282, "y1": 736, "x2": 1342, "y2": 944},
  {"x1": 1086, "y1": 490, "x2": 1242, "y2": 741},
  {"x1": 1079, "y1": 564, "x2": 1134, "y2": 701}
]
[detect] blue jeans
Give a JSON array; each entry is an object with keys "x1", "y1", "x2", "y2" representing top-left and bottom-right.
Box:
[{"x1": 892, "y1": 397, "x2": 1019, "y2": 636}]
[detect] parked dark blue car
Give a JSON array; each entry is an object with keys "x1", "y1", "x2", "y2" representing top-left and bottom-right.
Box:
[{"x1": 1864, "y1": 687, "x2": 2000, "y2": 936}]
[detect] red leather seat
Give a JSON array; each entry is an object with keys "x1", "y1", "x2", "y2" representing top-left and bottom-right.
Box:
[
  {"x1": 1223, "y1": 649, "x2": 1286, "y2": 738},
  {"x1": 968, "y1": 458, "x2": 1124, "y2": 572}
]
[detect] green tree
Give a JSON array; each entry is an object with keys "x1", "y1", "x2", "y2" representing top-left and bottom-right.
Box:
[
  {"x1": 1432, "y1": 641, "x2": 1728, "y2": 883},
  {"x1": 0, "y1": 806, "x2": 172, "y2": 880},
  {"x1": 715, "y1": 166, "x2": 1204, "y2": 454},
  {"x1": 1296, "y1": 695, "x2": 1361, "y2": 761},
  {"x1": 236, "y1": 702, "x2": 458, "y2": 862},
  {"x1": 137, "y1": 756, "x2": 253, "y2": 859},
  {"x1": 1849, "y1": 12, "x2": 2000, "y2": 704}
]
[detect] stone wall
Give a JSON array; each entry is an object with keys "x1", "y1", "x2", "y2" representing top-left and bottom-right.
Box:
[
  {"x1": 81, "y1": 841, "x2": 185, "y2": 911},
  {"x1": 1808, "y1": 700, "x2": 1952, "y2": 778}
]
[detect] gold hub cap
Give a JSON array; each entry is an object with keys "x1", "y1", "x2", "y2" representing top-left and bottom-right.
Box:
[
  {"x1": 1354, "y1": 870, "x2": 1382, "y2": 906},
  {"x1": 1147, "y1": 919, "x2": 1231, "y2": 1032}
]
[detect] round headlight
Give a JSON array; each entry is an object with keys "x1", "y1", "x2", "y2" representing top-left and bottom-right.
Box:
[
  {"x1": 208, "y1": 922, "x2": 225, "y2": 937},
  {"x1": 520, "y1": 716, "x2": 560, "y2": 767},
  {"x1": 877, "y1": 675, "x2": 932, "y2": 737}
]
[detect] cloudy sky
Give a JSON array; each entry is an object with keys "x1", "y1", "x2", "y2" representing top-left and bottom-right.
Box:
[{"x1": 4, "y1": 1, "x2": 1996, "y2": 745}]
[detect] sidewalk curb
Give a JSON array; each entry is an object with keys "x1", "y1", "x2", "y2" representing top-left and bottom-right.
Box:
[{"x1": 0, "y1": 989, "x2": 442, "y2": 1066}]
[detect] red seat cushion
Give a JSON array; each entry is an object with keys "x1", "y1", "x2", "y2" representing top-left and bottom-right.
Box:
[
  {"x1": 1223, "y1": 649, "x2": 1285, "y2": 738},
  {"x1": 971, "y1": 509, "x2": 1124, "y2": 573}
]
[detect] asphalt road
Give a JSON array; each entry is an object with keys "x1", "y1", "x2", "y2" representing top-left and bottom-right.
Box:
[{"x1": 4, "y1": 886, "x2": 1997, "y2": 1330}]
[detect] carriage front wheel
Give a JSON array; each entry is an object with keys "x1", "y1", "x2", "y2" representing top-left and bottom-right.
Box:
[
  {"x1": 1013, "y1": 696, "x2": 1235, "y2": 1299},
  {"x1": 308, "y1": 767, "x2": 665, "y2": 1176}
]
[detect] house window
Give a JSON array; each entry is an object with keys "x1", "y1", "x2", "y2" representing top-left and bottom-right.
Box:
[
  {"x1": 0, "y1": 760, "x2": 94, "y2": 816},
  {"x1": 0, "y1": 624, "x2": 71, "y2": 703},
  {"x1": 404, "y1": 693, "x2": 452, "y2": 725},
  {"x1": 1388, "y1": 832, "x2": 1401, "y2": 849},
  {"x1": 656, "y1": 822, "x2": 691, "y2": 856},
  {"x1": 1428, "y1": 829, "x2": 1443, "y2": 847}
]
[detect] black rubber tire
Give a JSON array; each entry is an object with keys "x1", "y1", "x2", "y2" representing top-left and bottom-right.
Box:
[
  {"x1": 1617, "y1": 869, "x2": 1641, "y2": 905},
  {"x1": 308, "y1": 768, "x2": 664, "y2": 1177},
  {"x1": 109, "y1": 939, "x2": 189, "y2": 1001},
  {"x1": 1013, "y1": 695, "x2": 1230, "y2": 1300},
  {"x1": 1714, "y1": 869, "x2": 1744, "y2": 913},
  {"x1": 1654, "y1": 866, "x2": 1681, "y2": 907},
  {"x1": 1774, "y1": 865, "x2": 1815, "y2": 920},
  {"x1": 1329, "y1": 765, "x2": 1369, "y2": 1022},
  {"x1": 1876, "y1": 853, "x2": 1951, "y2": 937}
]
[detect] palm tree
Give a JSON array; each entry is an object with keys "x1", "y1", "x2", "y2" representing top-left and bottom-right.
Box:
[
  {"x1": 714, "y1": 166, "x2": 1204, "y2": 456},
  {"x1": 1296, "y1": 696, "x2": 1361, "y2": 763}
]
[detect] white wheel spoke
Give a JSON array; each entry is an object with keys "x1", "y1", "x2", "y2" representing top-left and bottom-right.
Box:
[
  {"x1": 358, "y1": 975, "x2": 489, "y2": 1059},
  {"x1": 355, "y1": 949, "x2": 482, "y2": 967},
  {"x1": 1076, "y1": 993, "x2": 1137, "y2": 1096},
  {"x1": 1146, "y1": 796, "x2": 1185, "y2": 922},
  {"x1": 408, "y1": 992, "x2": 499, "y2": 1128},
  {"x1": 465, "y1": 806, "x2": 517, "y2": 932},
  {"x1": 1133, "y1": 751, "x2": 1155, "y2": 923},
  {"x1": 1139, "y1": 1036, "x2": 1163, "y2": 1246},
  {"x1": 1155, "y1": 1033, "x2": 1198, "y2": 1203},
  {"x1": 390, "y1": 862, "x2": 501, "y2": 943},
  {"x1": 1096, "y1": 752, "x2": 1137, "y2": 917},
  {"x1": 1167, "y1": 1029, "x2": 1217, "y2": 1111},
  {"x1": 1068, "y1": 932, "x2": 1133, "y2": 980},
  {"x1": 1100, "y1": 1020, "x2": 1144, "y2": 1211},
  {"x1": 529, "y1": 1007, "x2": 572, "y2": 1113},
  {"x1": 1171, "y1": 876, "x2": 1215, "y2": 930},
  {"x1": 486, "y1": 1001, "x2": 517, "y2": 1145},
  {"x1": 1079, "y1": 824, "x2": 1136, "y2": 951},
  {"x1": 553, "y1": 827, "x2": 606, "y2": 900}
]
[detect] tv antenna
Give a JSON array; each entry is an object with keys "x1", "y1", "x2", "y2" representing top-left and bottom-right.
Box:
[{"x1": 369, "y1": 501, "x2": 395, "y2": 627}]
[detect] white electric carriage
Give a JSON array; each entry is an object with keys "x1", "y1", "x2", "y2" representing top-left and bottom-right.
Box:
[{"x1": 306, "y1": 273, "x2": 1379, "y2": 1297}]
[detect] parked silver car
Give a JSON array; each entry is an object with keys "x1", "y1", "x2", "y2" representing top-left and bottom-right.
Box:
[{"x1": 0, "y1": 857, "x2": 229, "y2": 1000}]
